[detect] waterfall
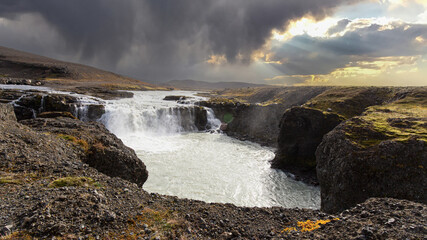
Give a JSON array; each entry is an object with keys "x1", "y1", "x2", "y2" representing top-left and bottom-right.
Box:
[
  {"x1": 100, "y1": 91, "x2": 218, "y2": 138},
  {"x1": 38, "y1": 95, "x2": 46, "y2": 114},
  {"x1": 98, "y1": 90, "x2": 320, "y2": 209},
  {"x1": 206, "y1": 108, "x2": 221, "y2": 131}
]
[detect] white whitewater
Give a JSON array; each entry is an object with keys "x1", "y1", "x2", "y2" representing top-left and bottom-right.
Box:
[{"x1": 101, "y1": 91, "x2": 320, "y2": 209}]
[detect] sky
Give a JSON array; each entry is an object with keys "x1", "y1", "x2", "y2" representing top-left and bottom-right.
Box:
[{"x1": 0, "y1": 0, "x2": 426, "y2": 86}]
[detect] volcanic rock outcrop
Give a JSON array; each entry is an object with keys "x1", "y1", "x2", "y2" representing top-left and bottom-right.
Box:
[
  {"x1": 272, "y1": 107, "x2": 344, "y2": 170},
  {"x1": 272, "y1": 87, "x2": 396, "y2": 173},
  {"x1": 20, "y1": 117, "x2": 148, "y2": 187},
  {"x1": 316, "y1": 89, "x2": 427, "y2": 213}
]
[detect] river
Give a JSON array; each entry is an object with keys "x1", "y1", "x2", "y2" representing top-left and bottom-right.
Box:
[{"x1": 100, "y1": 90, "x2": 320, "y2": 209}]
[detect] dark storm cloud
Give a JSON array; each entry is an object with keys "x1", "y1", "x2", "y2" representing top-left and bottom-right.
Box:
[
  {"x1": 322, "y1": 23, "x2": 427, "y2": 57},
  {"x1": 139, "y1": 0, "x2": 356, "y2": 64},
  {"x1": 0, "y1": 0, "x2": 137, "y2": 66},
  {"x1": 0, "y1": 0, "x2": 359, "y2": 81},
  {"x1": 269, "y1": 21, "x2": 427, "y2": 76},
  {"x1": 0, "y1": 0, "x2": 136, "y2": 66}
]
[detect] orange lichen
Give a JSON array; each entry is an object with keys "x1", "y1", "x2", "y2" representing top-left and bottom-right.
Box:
[
  {"x1": 282, "y1": 218, "x2": 339, "y2": 233},
  {"x1": 57, "y1": 134, "x2": 89, "y2": 152},
  {"x1": 281, "y1": 227, "x2": 297, "y2": 233}
]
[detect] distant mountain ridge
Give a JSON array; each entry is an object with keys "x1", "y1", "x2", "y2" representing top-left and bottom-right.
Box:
[
  {"x1": 0, "y1": 46, "x2": 162, "y2": 91},
  {"x1": 165, "y1": 79, "x2": 269, "y2": 90}
]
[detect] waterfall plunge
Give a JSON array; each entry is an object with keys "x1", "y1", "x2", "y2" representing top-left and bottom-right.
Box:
[{"x1": 100, "y1": 90, "x2": 321, "y2": 209}]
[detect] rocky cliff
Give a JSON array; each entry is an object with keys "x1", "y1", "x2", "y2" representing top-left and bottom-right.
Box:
[
  {"x1": 316, "y1": 88, "x2": 427, "y2": 213},
  {"x1": 200, "y1": 86, "x2": 330, "y2": 146},
  {"x1": 272, "y1": 107, "x2": 344, "y2": 170},
  {"x1": 272, "y1": 87, "x2": 396, "y2": 178},
  {"x1": 200, "y1": 101, "x2": 284, "y2": 146}
]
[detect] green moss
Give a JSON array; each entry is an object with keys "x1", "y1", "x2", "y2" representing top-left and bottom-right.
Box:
[
  {"x1": 208, "y1": 97, "x2": 240, "y2": 104},
  {"x1": 344, "y1": 91, "x2": 427, "y2": 148},
  {"x1": 100, "y1": 83, "x2": 143, "y2": 90},
  {"x1": 257, "y1": 98, "x2": 283, "y2": 106},
  {"x1": 0, "y1": 177, "x2": 21, "y2": 185},
  {"x1": 304, "y1": 87, "x2": 394, "y2": 119},
  {"x1": 57, "y1": 134, "x2": 90, "y2": 152},
  {"x1": 58, "y1": 134, "x2": 76, "y2": 141},
  {"x1": 48, "y1": 177, "x2": 99, "y2": 188},
  {"x1": 1, "y1": 231, "x2": 33, "y2": 240}
]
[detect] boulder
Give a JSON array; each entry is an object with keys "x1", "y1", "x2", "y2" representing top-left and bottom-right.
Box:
[
  {"x1": 316, "y1": 90, "x2": 427, "y2": 213},
  {"x1": 0, "y1": 103, "x2": 17, "y2": 121},
  {"x1": 17, "y1": 94, "x2": 43, "y2": 110},
  {"x1": 272, "y1": 107, "x2": 344, "y2": 170},
  {"x1": 13, "y1": 106, "x2": 36, "y2": 120},
  {"x1": 86, "y1": 104, "x2": 105, "y2": 121},
  {"x1": 21, "y1": 117, "x2": 148, "y2": 187},
  {"x1": 43, "y1": 95, "x2": 77, "y2": 113}
]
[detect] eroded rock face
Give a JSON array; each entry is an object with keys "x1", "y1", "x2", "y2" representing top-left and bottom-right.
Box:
[
  {"x1": 43, "y1": 95, "x2": 77, "y2": 113},
  {"x1": 200, "y1": 101, "x2": 285, "y2": 146},
  {"x1": 0, "y1": 103, "x2": 16, "y2": 121},
  {"x1": 0, "y1": 90, "x2": 105, "y2": 121},
  {"x1": 272, "y1": 107, "x2": 344, "y2": 170},
  {"x1": 316, "y1": 89, "x2": 427, "y2": 213},
  {"x1": 317, "y1": 121, "x2": 427, "y2": 213},
  {"x1": 193, "y1": 106, "x2": 207, "y2": 130},
  {"x1": 20, "y1": 117, "x2": 148, "y2": 187},
  {"x1": 85, "y1": 104, "x2": 106, "y2": 121}
]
